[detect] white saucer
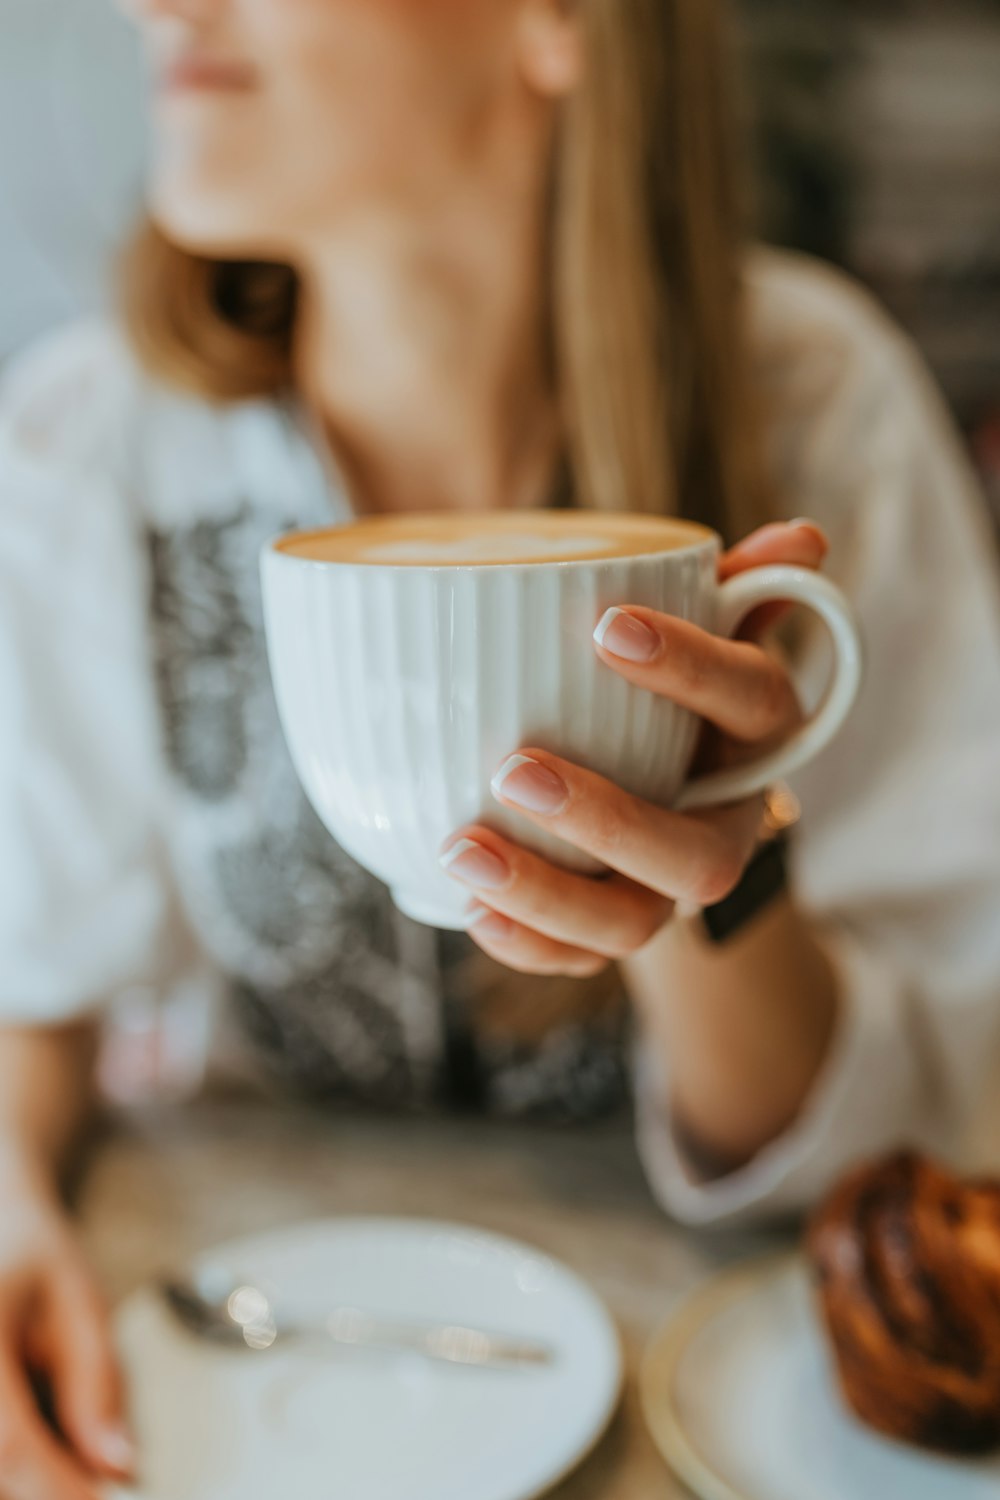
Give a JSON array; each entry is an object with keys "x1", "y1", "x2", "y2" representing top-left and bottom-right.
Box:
[
  {"x1": 106, "y1": 1218, "x2": 623, "y2": 1500},
  {"x1": 641, "y1": 1255, "x2": 1000, "y2": 1500}
]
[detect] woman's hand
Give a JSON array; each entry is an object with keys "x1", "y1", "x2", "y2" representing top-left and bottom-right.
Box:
[
  {"x1": 439, "y1": 521, "x2": 827, "y2": 976},
  {"x1": 0, "y1": 1150, "x2": 132, "y2": 1500}
]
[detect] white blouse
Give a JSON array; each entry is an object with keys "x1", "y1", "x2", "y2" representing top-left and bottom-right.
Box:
[{"x1": 2, "y1": 249, "x2": 1000, "y2": 1226}]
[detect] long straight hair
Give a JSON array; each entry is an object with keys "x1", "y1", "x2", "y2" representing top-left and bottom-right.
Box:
[{"x1": 120, "y1": 0, "x2": 763, "y2": 542}]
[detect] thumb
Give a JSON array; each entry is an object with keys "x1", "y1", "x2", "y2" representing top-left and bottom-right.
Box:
[
  {"x1": 44, "y1": 1262, "x2": 135, "y2": 1480},
  {"x1": 718, "y1": 519, "x2": 828, "y2": 580},
  {"x1": 718, "y1": 519, "x2": 829, "y2": 638}
]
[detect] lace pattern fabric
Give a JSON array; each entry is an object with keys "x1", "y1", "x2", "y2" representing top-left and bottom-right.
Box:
[{"x1": 146, "y1": 498, "x2": 628, "y2": 1121}]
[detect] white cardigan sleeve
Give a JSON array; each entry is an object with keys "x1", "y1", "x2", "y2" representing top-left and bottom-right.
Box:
[
  {"x1": 636, "y1": 261, "x2": 1000, "y2": 1225},
  {"x1": 0, "y1": 322, "x2": 178, "y2": 1022}
]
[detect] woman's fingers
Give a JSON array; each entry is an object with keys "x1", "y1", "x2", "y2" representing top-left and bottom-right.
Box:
[
  {"x1": 717, "y1": 519, "x2": 828, "y2": 582},
  {"x1": 446, "y1": 521, "x2": 827, "y2": 975},
  {"x1": 464, "y1": 904, "x2": 610, "y2": 978},
  {"x1": 440, "y1": 826, "x2": 671, "y2": 960},
  {"x1": 593, "y1": 608, "x2": 801, "y2": 744},
  {"x1": 45, "y1": 1263, "x2": 133, "y2": 1480},
  {"x1": 718, "y1": 519, "x2": 829, "y2": 636},
  {"x1": 0, "y1": 1337, "x2": 99, "y2": 1500},
  {"x1": 482, "y1": 753, "x2": 758, "y2": 907}
]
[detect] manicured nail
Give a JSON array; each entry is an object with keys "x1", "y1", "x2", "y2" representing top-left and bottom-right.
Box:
[
  {"x1": 95, "y1": 1424, "x2": 135, "y2": 1475},
  {"x1": 491, "y1": 755, "x2": 569, "y2": 815},
  {"x1": 439, "y1": 839, "x2": 510, "y2": 890},
  {"x1": 593, "y1": 608, "x2": 660, "y2": 663},
  {"x1": 465, "y1": 904, "x2": 514, "y2": 942}
]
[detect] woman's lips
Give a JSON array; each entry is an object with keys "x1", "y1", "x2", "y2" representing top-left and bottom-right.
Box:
[{"x1": 160, "y1": 56, "x2": 259, "y2": 93}]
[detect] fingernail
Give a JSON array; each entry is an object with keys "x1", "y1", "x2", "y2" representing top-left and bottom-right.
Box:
[
  {"x1": 95, "y1": 1424, "x2": 135, "y2": 1475},
  {"x1": 439, "y1": 838, "x2": 510, "y2": 890},
  {"x1": 789, "y1": 518, "x2": 827, "y2": 541},
  {"x1": 593, "y1": 608, "x2": 660, "y2": 663},
  {"x1": 491, "y1": 755, "x2": 568, "y2": 815},
  {"x1": 465, "y1": 904, "x2": 514, "y2": 942}
]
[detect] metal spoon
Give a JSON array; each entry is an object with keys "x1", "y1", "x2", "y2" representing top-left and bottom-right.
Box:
[{"x1": 160, "y1": 1273, "x2": 555, "y2": 1370}]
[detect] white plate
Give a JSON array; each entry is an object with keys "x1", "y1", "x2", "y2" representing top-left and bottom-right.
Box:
[
  {"x1": 641, "y1": 1255, "x2": 1000, "y2": 1500},
  {"x1": 107, "y1": 1217, "x2": 623, "y2": 1500}
]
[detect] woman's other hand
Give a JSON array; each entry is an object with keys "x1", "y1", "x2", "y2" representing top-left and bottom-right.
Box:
[{"x1": 0, "y1": 1149, "x2": 133, "y2": 1500}]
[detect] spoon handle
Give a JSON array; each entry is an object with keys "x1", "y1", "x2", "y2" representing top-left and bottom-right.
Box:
[{"x1": 302, "y1": 1307, "x2": 554, "y2": 1369}]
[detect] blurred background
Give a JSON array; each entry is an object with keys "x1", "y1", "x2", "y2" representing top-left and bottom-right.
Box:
[
  {"x1": 1, "y1": 0, "x2": 999, "y2": 508},
  {"x1": 740, "y1": 0, "x2": 1000, "y2": 514}
]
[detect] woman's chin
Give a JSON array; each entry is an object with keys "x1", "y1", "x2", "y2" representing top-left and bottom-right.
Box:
[{"x1": 147, "y1": 186, "x2": 284, "y2": 261}]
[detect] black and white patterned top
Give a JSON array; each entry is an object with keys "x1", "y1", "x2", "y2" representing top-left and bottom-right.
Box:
[
  {"x1": 145, "y1": 490, "x2": 628, "y2": 1119},
  {"x1": 0, "y1": 316, "x2": 627, "y2": 1122}
]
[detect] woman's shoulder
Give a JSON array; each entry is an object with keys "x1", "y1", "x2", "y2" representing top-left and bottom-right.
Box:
[
  {"x1": 743, "y1": 248, "x2": 946, "y2": 499},
  {"x1": 0, "y1": 316, "x2": 142, "y2": 481},
  {"x1": 0, "y1": 316, "x2": 290, "y2": 526},
  {"x1": 747, "y1": 245, "x2": 895, "y2": 334},
  {"x1": 744, "y1": 248, "x2": 918, "y2": 411}
]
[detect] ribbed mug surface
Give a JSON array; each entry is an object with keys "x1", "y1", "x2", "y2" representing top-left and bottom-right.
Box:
[{"x1": 262, "y1": 536, "x2": 719, "y2": 929}]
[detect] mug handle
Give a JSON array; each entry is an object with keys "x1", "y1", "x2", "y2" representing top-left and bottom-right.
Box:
[{"x1": 674, "y1": 565, "x2": 864, "y2": 812}]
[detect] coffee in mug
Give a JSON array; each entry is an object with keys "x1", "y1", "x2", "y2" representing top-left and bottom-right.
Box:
[
  {"x1": 278, "y1": 511, "x2": 709, "y2": 567},
  {"x1": 262, "y1": 511, "x2": 862, "y2": 929}
]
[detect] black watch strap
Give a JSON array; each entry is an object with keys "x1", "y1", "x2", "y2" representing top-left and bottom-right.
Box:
[{"x1": 700, "y1": 830, "x2": 790, "y2": 945}]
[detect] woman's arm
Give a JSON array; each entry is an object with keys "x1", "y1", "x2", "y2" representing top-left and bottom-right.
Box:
[
  {"x1": 0, "y1": 1022, "x2": 100, "y2": 1192},
  {"x1": 0, "y1": 327, "x2": 172, "y2": 1495},
  {"x1": 621, "y1": 897, "x2": 838, "y2": 1174},
  {"x1": 625, "y1": 296, "x2": 1000, "y2": 1222},
  {"x1": 0, "y1": 1024, "x2": 134, "y2": 1499}
]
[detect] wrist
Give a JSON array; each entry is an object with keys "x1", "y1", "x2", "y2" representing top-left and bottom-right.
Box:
[
  {"x1": 0, "y1": 1135, "x2": 60, "y2": 1205},
  {"x1": 693, "y1": 785, "x2": 801, "y2": 946},
  {"x1": 628, "y1": 893, "x2": 841, "y2": 1171}
]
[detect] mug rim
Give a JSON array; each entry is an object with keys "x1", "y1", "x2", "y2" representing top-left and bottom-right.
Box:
[{"x1": 262, "y1": 513, "x2": 720, "y2": 574}]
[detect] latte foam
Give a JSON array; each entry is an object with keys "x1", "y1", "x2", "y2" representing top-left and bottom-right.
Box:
[{"x1": 276, "y1": 512, "x2": 713, "y2": 568}]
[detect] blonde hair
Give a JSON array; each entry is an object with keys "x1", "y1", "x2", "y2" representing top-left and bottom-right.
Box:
[{"x1": 120, "y1": 0, "x2": 761, "y2": 542}]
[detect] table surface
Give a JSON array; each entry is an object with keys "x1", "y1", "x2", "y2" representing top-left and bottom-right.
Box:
[{"x1": 77, "y1": 1100, "x2": 790, "y2": 1498}]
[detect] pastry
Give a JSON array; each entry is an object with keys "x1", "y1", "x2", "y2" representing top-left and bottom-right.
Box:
[{"x1": 808, "y1": 1150, "x2": 1000, "y2": 1454}]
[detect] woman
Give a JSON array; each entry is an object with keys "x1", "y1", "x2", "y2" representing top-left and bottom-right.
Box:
[{"x1": 2, "y1": 0, "x2": 1000, "y2": 1492}]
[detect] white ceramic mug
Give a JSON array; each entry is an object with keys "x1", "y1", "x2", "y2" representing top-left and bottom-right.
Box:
[{"x1": 261, "y1": 515, "x2": 863, "y2": 929}]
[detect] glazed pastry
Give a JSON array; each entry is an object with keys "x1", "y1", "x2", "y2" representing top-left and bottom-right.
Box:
[{"x1": 808, "y1": 1150, "x2": 1000, "y2": 1454}]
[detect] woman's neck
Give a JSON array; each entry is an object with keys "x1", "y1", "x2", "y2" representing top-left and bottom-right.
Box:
[{"x1": 290, "y1": 136, "x2": 560, "y2": 517}]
